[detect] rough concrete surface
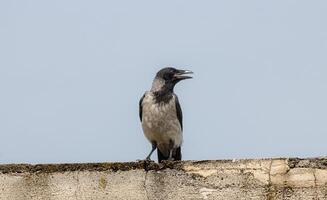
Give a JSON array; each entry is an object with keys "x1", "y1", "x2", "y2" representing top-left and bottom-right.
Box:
[{"x1": 1, "y1": 158, "x2": 327, "y2": 200}]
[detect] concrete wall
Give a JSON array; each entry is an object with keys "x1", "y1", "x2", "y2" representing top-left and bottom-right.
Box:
[{"x1": 0, "y1": 158, "x2": 327, "y2": 200}]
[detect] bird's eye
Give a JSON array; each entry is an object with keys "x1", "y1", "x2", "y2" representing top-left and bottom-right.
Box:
[
  {"x1": 163, "y1": 74, "x2": 171, "y2": 80},
  {"x1": 163, "y1": 72, "x2": 174, "y2": 81}
]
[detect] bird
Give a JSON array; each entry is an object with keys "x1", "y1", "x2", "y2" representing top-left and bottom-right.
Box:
[{"x1": 139, "y1": 67, "x2": 193, "y2": 162}]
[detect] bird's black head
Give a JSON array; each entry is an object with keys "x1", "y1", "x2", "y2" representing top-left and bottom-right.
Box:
[
  {"x1": 155, "y1": 67, "x2": 193, "y2": 86},
  {"x1": 152, "y1": 67, "x2": 193, "y2": 103}
]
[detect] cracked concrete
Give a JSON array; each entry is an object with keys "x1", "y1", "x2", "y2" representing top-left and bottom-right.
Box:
[
  {"x1": 143, "y1": 170, "x2": 150, "y2": 200},
  {"x1": 1, "y1": 158, "x2": 327, "y2": 200}
]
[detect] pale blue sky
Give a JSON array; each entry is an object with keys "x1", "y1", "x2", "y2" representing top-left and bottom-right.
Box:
[{"x1": 0, "y1": 1, "x2": 326, "y2": 164}]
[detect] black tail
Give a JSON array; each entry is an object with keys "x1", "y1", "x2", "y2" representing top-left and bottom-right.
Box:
[{"x1": 157, "y1": 147, "x2": 182, "y2": 163}]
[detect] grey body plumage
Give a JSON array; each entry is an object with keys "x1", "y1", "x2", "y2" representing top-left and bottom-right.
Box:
[{"x1": 139, "y1": 67, "x2": 193, "y2": 162}]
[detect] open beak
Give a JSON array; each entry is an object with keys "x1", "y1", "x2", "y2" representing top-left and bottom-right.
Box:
[{"x1": 174, "y1": 69, "x2": 194, "y2": 81}]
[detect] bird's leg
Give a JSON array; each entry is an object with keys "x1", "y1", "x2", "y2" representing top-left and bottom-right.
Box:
[
  {"x1": 168, "y1": 149, "x2": 173, "y2": 160},
  {"x1": 168, "y1": 140, "x2": 174, "y2": 161},
  {"x1": 146, "y1": 143, "x2": 156, "y2": 160}
]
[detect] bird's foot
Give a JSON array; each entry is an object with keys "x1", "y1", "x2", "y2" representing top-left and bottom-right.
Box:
[
  {"x1": 136, "y1": 159, "x2": 155, "y2": 168},
  {"x1": 145, "y1": 156, "x2": 152, "y2": 161}
]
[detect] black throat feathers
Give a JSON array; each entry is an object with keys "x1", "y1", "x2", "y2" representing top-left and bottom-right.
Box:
[{"x1": 153, "y1": 89, "x2": 174, "y2": 104}]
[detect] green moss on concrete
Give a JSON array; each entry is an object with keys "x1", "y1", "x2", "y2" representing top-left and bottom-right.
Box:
[
  {"x1": 0, "y1": 160, "x2": 183, "y2": 174},
  {"x1": 1, "y1": 158, "x2": 326, "y2": 174},
  {"x1": 288, "y1": 158, "x2": 327, "y2": 169}
]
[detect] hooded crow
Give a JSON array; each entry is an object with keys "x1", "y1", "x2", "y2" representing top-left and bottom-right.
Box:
[{"x1": 139, "y1": 67, "x2": 193, "y2": 162}]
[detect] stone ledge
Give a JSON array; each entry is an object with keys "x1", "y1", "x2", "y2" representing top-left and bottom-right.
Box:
[{"x1": 1, "y1": 157, "x2": 327, "y2": 200}]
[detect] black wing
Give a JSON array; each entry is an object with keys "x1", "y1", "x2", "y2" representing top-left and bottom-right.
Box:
[
  {"x1": 139, "y1": 94, "x2": 145, "y2": 122},
  {"x1": 174, "y1": 95, "x2": 183, "y2": 131}
]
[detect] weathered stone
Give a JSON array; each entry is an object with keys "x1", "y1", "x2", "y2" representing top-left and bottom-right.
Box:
[{"x1": 0, "y1": 158, "x2": 326, "y2": 200}]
